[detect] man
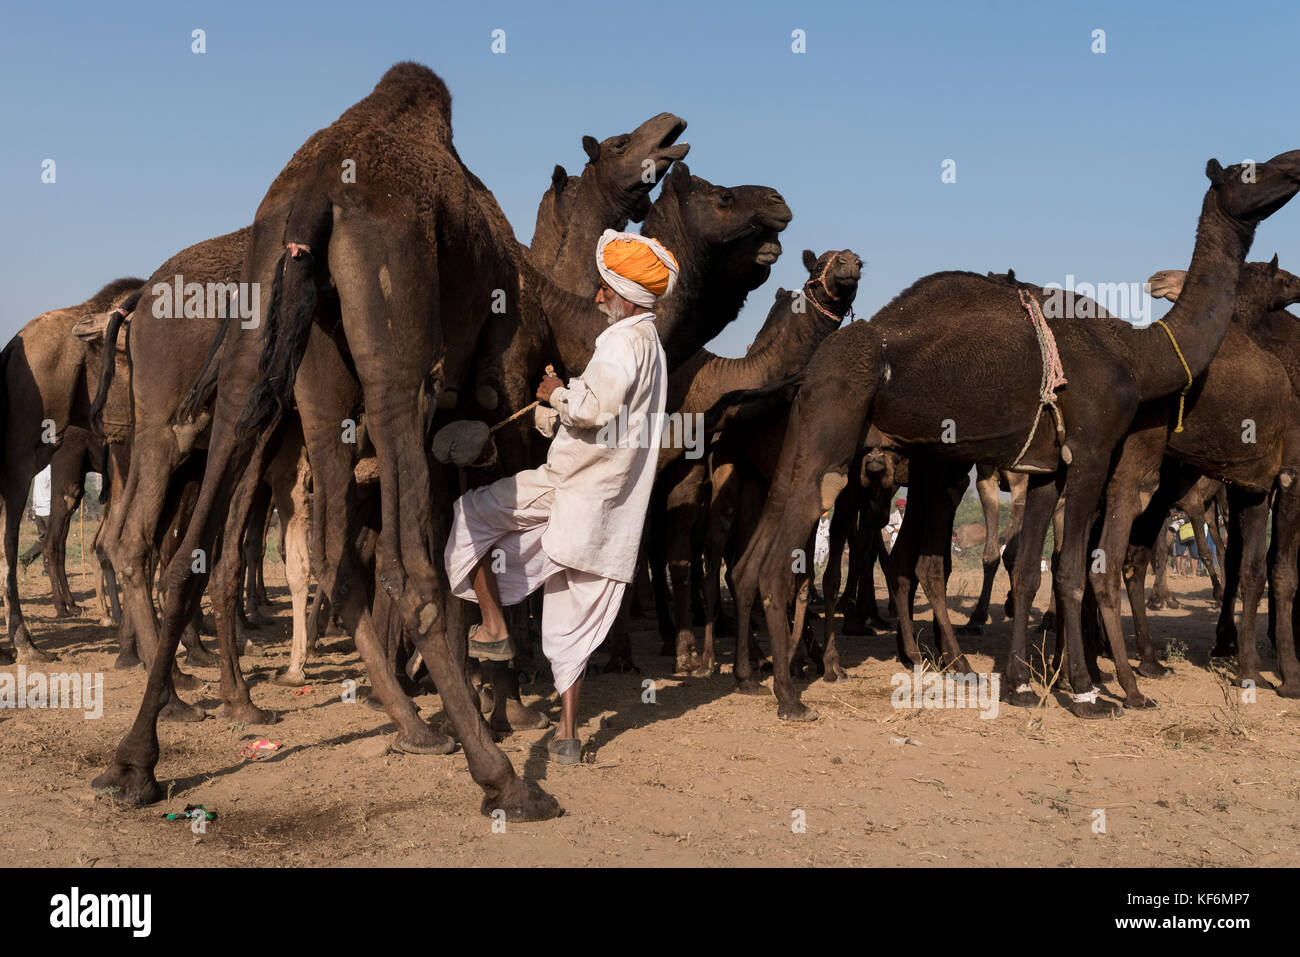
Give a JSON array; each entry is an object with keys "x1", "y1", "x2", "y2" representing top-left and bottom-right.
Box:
[
  {"x1": 20, "y1": 464, "x2": 53, "y2": 570},
  {"x1": 885, "y1": 497, "x2": 905, "y2": 553},
  {"x1": 445, "y1": 229, "x2": 674, "y2": 765}
]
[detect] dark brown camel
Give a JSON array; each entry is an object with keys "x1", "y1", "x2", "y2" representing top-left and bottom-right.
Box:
[
  {"x1": 31, "y1": 425, "x2": 109, "y2": 618},
  {"x1": 1, "y1": 276, "x2": 143, "y2": 662},
  {"x1": 653, "y1": 249, "x2": 862, "y2": 675},
  {"x1": 730, "y1": 151, "x2": 1300, "y2": 721},
  {"x1": 91, "y1": 63, "x2": 672, "y2": 819},
  {"x1": 1110, "y1": 260, "x2": 1300, "y2": 695}
]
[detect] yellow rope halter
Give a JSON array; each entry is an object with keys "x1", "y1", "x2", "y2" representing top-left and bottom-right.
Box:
[{"x1": 1153, "y1": 319, "x2": 1193, "y2": 433}]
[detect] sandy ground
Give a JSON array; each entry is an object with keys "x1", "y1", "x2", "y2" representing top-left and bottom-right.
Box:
[{"x1": 1, "y1": 551, "x2": 1297, "y2": 868}]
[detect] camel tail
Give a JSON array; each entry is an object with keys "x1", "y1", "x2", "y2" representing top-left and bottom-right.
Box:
[
  {"x1": 89, "y1": 288, "x2": 144, "y2": 429},
  {"x1": 177, "y1": 308, "x2": 237, "y2": 424},
  {"x1": 237, "y1": 216, "x2": 329, "y2": 435}
]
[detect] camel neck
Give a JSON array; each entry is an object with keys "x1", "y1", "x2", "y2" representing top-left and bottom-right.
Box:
[
  {"x1": 1134, "y1": 192, "x2": 1255, "y2": 403},
  {"x1": 549, "y1": 172, "x2": 634, "y2": 298}
]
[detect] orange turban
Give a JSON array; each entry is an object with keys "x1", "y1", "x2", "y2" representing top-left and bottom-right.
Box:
[{"x1": 596, "y1": 229, "x2": 679, "y2": 306}]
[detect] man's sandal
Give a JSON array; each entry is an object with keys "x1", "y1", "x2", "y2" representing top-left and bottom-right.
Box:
[{"x1": 467, "y1": 624, "x2": 515, "y2": 662}]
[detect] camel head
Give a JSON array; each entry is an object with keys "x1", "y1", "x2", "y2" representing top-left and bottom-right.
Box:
[
  {"x1": 1148, "y1": 257, "x2": 1300, "y2": 319},
  {"x1": 802, "y1": 248, "x2": 863, "y2": 317},
  {"x1": 652, "y1": 162, "x2": 792, "y2": 271},
  {"x1": 582, "y1": 112, "x2": 689, "y2": 222},
  {"x1": 1207, "y1": 149, "x2": 1300, "y2": 225}
]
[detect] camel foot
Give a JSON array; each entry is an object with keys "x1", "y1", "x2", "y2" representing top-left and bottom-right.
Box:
[
  {"x1": 183, "y1": 640, "x2": 219, "y2": 668},
  {"x1": 690, "y1": 660, "x2": 716, "y2": 679},
  {"x1": 1166, "y1": 597, "x2": 1181, "y2": 610},
  {"x1": 170, "y1": 668, "x2": 201, "y2": 692},
  {"x1": 92, "y1": 763, "x2": 162, "y2": 806},
  {"x1": 395, "y1": 727, "x2": 457, "y2": 755},
  {"x1": 1122, "y1": 693, "x2": 1157, "y2": 710},
  {"x1": 674, "y1": 651, "x2": 702, "y2": 675},
  {"x1": 841, "y1": 617, "x2": 876, "y2": 637},
  {"x1": 113, "y1": 650, "x2": 141, "y2": 670},
  {"x1": 240, "y1": 639, "x2": 265, "y2": 657},
  {"x1": 735, "y1": 677, "x2": 766, "y2": 695},
  {"x1": 947, "y1": 656, "x2": 974, "y2": 675},
  {"x1": 481, "y1": 777, "x2": 562, "y2": 822},
  {"x1": 363, "y1": 695, "x2": 388, "y2": 713},
  {"x1": 1274, "y1": 681, "x2": 1300, "y2": 699},
  {"x1": 601, "y1": 653, "x2": 641, "y2": 674},
  {"x1": 272, "y1": 667, "x2": 307, "y2": 687},
  {"x1": 1069, "y1": 697, "x2": 1123, "y2": 719},
  {"x1": 955, "y1": 623, "x2": 984, "y2": 637},
  {"x1": 480, "y1": 690, "x2": 551, "y2": 732},
  {"x1": 160, "y1": 696, "x2": 207, "y2": 723},
  {"x1": 821, "y1": 660, "x2": 848, "y2": 682},
  {"x1": 15, "y1": 643, "x2": 55, "y2": 664},
  {"x1": 53, "y1": 603, "x2": 82, "y2": 619},
  {"x1": 1211, "y1": 639, "x2": 1238, "y2": 659},
  {"x1": 217, "y1": 699, "x2": 278, "y2": 725},
  {"x1": 777, "y1": 701, "x2": 820, "y2": 722},
  {"x1": 1005, "y1": 687, "x2": 1039, "y2": 708},
  {"x1": 1138, "y1": 659, "x2": 1172, "y2": 679},
  {"x1": 1145, "y1": 597, "x2": 1164, "y2": 611}
]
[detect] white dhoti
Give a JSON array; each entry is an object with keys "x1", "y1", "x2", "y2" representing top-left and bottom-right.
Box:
[{"x1": 445, "y1": 475, "x2": 626, "y2": 695}]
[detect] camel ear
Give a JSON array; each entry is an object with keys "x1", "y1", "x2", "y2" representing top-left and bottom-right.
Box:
[
  {"x1": 582, "y1": 136, "x2": 600, "y2": 164},
  {"x1": 802, "y1": 249, "x2": 818, "y2": 273},
  {"x1": 1205, "y1": 158, "x2": 1225, "y2": 185},
  {"x1": 1006, "y1": 268, "x2": 1016, "y2": 282},
  {"x1": 551, "y1": 165, "x2": 568, "y2": 193},
  {"x1": 1269, "y1": 253, "x2": 1280, "y2": 274},
  {"x1": 1146, "y1": 269, "x2": 1187, "y2": 303},
  {"x1": 665, "y1": 161, "x2": 690, "y2": 194}
]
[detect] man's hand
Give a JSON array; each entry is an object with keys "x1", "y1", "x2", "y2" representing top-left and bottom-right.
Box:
[{"x1": 536, "y1": 374, "x2": 563, "y2": 404}]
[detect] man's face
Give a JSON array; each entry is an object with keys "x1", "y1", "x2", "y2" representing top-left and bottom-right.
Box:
[{"x1": 595, "y1": 281, "x2": 639, "y2": 323}]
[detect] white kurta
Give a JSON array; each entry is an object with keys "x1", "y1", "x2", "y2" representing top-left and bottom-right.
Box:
[{"x1": 445, "y1": 311, "x2": 668, "y2": 693}]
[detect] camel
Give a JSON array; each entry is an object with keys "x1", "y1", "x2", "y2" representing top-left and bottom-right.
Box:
[
  {"x1": 651, "y1": 249, "x2": 862, "y2": 675},
  {"x1": 1109, "y1": 260, "x2": 1300, "y2": 694},
  {"x1": 730, "y1": 151, "x2": 1300, "y2": 721},
  {"x1": 1, "y1": 276, "x2": 143, "y2": 662}
]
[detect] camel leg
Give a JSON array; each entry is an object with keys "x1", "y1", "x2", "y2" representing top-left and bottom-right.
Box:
[
  {"x1": 886, "y1": 489, "x2": 926, "y2": 668},
  {"x1": 1214, "y1": 498, "x2": 1244, "y2": 657},
  {"x1": 914, "y1": 463, "x2": 973, "y2": 672},
  {"x1": 1185, "y1": 498, "x2": 1223, "y2": 602},
  {"x1": 1004, "y1": 473, "x2": 1063, "y2": 707},
  {"x1": 1228, "y1": 488, "x2": 1270, "y2": 690},
  {"x1": 241, "y1": 483, "x2": 274, "y2": 628},
  {"x1": 1266, "y1": 474, "x2": 1300, "y2": 697},
  {"x1": 664, "y1": 466, "x2": 705, "y2": 673},
  {"x1": 957, "y1": 463, "x2": 1000, "y2": 636},
  {"x1": 3, "y1": 485, "x2": 53, "y2": 662},
  {"x1": 45, "y1": 465, "x2": 83, "y2": 618},
  {"x1": 1123, "y1": 467, "x2": 1196, "y2": 678},
  {"x1": 699, "y1": 459, "x2": 738, "y2": 678},
  {"x1": 1148, "y1": 523, "x2": 1172, "y2": 610}
]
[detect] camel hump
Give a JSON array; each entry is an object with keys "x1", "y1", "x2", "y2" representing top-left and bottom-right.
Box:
[{"x1": 1146, "y1": 269, "x2": 1187, "y2": 303}]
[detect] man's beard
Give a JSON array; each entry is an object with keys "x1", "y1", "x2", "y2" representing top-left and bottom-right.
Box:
[{"x1": 598, "y1": 297, "x2": 640, "y2": 324}]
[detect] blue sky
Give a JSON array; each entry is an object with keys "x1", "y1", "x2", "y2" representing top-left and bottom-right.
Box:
[{"x1": 2, "y1": 0, "x2": 1298, "y2": 355}]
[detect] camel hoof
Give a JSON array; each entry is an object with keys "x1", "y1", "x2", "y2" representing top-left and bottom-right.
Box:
[
  {"x1": 481, "y1": 778, "x2": 562, "y2": 822},
  {"x1": 240, "y1": 640, "x2": 265, "y2": 658},
  {"x1": 1145, "y1": 598, "x2": 1164, "y2": 611},
  {"x1": 948, "y1": 657, "x2": 974, "y2": 675},
  {"x1": 16, "y1": 644, "x2": 55, "y2": 664},
  {"x1": 601, "y1": 654, "x2": 641, "y2": 674},
  {"x1": 92, "y1": 764, "x2": 162, "y2": 806},
  {"x1": 1238, "y1": 671, "x2": 1271, "y2": 691},
  {"x1": 841, "y1": 618, "x2": 876, "y2": 637},
  {"x1": 1069, "y1": 698, "x2": 1123, "y2": 719},
  {"x1": 395, "y1": 728, "x2": 457, "y2": 755},
  {"x1": 217, "y1": 700, "x2": 278, "y2": 725},
  {"x1": 674, "y1": 653, "x2": 702, "y2": 675},
  {"x1": 363, "y1": 695, "x2": 388, "y2": 713},
  {"x1": 113, "y1": 650, "x2": 141, "y2": 670},
  {"x1": 955, "y1": 624, "x2": 984, "y2": 637},
  {"x1": 1123, "y1": 694, "x2": 1158, "y2": 710},
  {"x1": 735, "y1": 678, "x2": 766, "y2": 696},
  {"x1": 160, "y1": 697, "x2": 207, "y2": 723},
  {"x1": 480, "y1": 691, "x2": 551, "y2": 732},
  {"x1": 53, "y1": 604, "x2": 82, "y2": 620},
  {"x1": 1211, "y1": 641, "x2": 1238, "y2": 659},
  {"x1": 272, "y1": 668, "x2": 307, "y2": 687},
  {"x1": 1166, "y1": 597, "x2": 1181, "y2": 610},
  {"x1": 184, "y1": 645, "x2": 219, "y2": 669},
  {"x1": 1138, "y1": 659, "x2": 1172, "y2": 679},
  {"x1": 777, "y1": 702, "x2": 820, "y2": 722},
  {"x1": 690, "y1": 661, "x2": 716, "y2": 679},
  {"x1": 1005, "y1": 688, "x2": 1039, "y2": 708},
  {"x1": 171, "y1": 668, "x2": 201, "y2": 692},
  {"x1": 1274, "y1": 682, "x2": 1300, "y2": 699}
]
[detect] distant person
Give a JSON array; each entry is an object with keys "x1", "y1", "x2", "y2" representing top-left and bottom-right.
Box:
[
  {"x1": 20, "y1": 464, "x2": 52, "y2": 570},
  {"x1": 885, "y1": 497, "x2": 906, "y2": 553}
]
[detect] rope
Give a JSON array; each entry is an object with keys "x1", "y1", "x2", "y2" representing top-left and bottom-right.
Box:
[
  {"x1": 1010, "y1": 289, "x2": 1068, "y2": 469},
  {"x1": 1153, "y1": 319, "x2": 1193, "y2": 433}
]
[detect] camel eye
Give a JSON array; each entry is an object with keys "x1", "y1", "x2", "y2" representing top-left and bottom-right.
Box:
[{"x1": 717, "y1": 192, "x2": 734, "y2": 208}]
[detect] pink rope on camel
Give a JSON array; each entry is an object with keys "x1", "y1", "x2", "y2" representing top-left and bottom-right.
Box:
[{"x1": 1010, "y1": 288, "x2": 1068, "y2": 468}]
